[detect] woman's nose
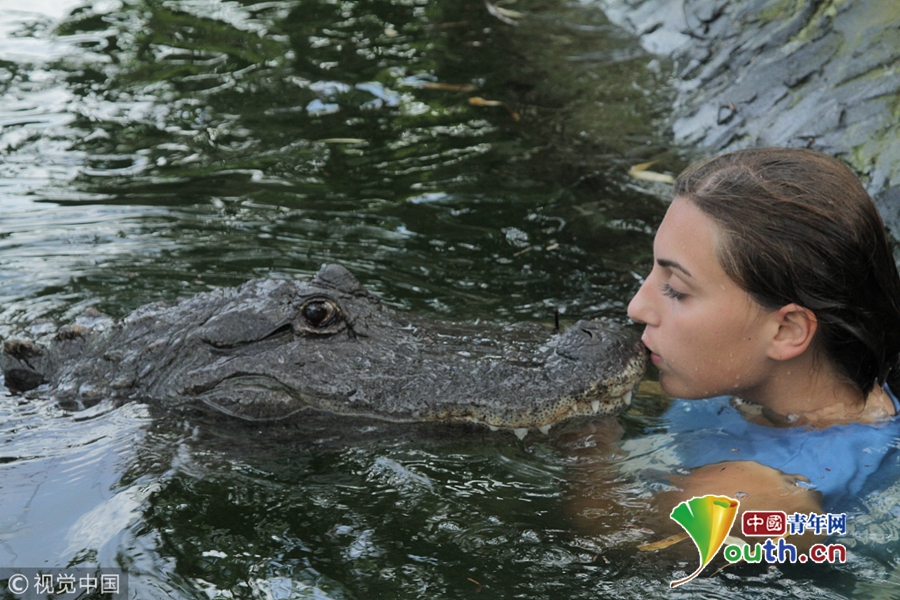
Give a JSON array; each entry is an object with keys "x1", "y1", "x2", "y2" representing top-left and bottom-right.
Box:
[{"x1": 627, "y1": 277, "x2": 658, "y2": 326}]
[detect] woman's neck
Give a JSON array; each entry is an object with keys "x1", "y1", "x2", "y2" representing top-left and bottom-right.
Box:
[{"x1": 736, "y1": 353, "x2": 895, "y2": 427}]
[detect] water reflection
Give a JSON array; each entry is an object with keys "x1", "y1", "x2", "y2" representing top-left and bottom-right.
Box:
[{"x1": 2, "y1": 0, "x2": 673, "y2": 327}]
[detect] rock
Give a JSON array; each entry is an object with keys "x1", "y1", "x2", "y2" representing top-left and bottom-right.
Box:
[{"x1": 596, "y1": 0, "x2": 900, "y2": 235}]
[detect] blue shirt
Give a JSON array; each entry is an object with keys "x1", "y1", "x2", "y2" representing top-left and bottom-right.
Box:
[{"x1": 625, "y1": 390, "x2": 900, "y2": 511}]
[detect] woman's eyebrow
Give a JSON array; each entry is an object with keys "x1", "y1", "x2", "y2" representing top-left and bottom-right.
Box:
[{"x1": 657, "y1": 258, "x2": 693, "y2": 278}]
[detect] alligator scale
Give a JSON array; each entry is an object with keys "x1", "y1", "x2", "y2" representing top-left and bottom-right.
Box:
[{"x1": 1, "y1": 265, "x2": 647, "y2": 437}]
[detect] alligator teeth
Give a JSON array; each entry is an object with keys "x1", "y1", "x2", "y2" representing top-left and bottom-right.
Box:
[
  {"x1": 538, "y1": 424, "x2": 551, "y2": 435},
  {"x1": 488, "y1": 425, "x2": 499, "y2": 432},
  {"x1": 623, "y1": 390, "x2": 633, "y2": 405},
  {"x1": 513, "y1": 428, "x2": 528, "y2": 440},
  {"x1": 591, "y1": 400, "x2": 600, "y2": 413}
]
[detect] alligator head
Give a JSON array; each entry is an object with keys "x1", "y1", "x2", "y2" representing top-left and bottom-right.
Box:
[{"x1": 1, "y1": 265, "x2": 647, "y2": 436}]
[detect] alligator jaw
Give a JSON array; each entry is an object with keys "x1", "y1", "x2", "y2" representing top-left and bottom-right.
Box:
[{"x1": 477, "y1": 385, "x2": 637, "y2": 440}]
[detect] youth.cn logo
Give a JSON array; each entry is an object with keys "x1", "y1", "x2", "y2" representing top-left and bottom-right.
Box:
[{"x1": 666, "y1": 496, "x2": 848, "y2": 588}]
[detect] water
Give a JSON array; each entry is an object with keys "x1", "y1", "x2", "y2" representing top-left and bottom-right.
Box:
[
  {"x1": 0, "y1": 0, "x2": 671, "y2": 326},
  {"x1": 1, "y1": 0, "x2": 899, "y2": 598}
]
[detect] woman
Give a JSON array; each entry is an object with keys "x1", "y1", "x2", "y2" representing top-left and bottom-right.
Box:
[
  {"x1": 568, "y1": 148, "x2": 900, "y2": 541},
  {"x1": 628, "y1": 147, "x2": 900, "y2": 518}
]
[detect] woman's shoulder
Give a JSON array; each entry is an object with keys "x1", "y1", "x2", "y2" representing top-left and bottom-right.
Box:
[{"x1": 647, "y1": 395, "x2": 900, "y2": 509}]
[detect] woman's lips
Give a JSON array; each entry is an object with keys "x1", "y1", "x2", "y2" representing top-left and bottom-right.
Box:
[{"x1": 641, "y1": 336, "x2": 662, "y2": 366}]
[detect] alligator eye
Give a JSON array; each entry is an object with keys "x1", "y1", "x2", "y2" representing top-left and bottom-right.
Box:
[{"x1": 300, "y1": 298, "x2": 341, "y2": 329}]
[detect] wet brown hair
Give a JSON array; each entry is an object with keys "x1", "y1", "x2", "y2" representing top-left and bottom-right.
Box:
[{"x1": 674, "y1": 147, "x2": 900, "y2": 396}]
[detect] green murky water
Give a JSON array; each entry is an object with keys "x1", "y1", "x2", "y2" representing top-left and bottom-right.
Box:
[{"x1": 2, "y1": 1, "x2": 899, "y2": 598}]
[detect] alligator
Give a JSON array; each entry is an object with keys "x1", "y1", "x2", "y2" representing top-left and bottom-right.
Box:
[{"x1": 0, "y1": 265, "x2": 647, "y2": 438}]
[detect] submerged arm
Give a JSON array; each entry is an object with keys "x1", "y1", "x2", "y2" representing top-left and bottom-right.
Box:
[{"x1": 656, "y1": 460, "x2": 825, "y2": 551}]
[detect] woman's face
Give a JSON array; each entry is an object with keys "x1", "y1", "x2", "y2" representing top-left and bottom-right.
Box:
[{"x1": 627, "y1": 197, "x2": 777, "y2": 399}]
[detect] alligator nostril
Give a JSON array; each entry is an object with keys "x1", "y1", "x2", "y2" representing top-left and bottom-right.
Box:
[{"x1": 580, "y1": 328, "x2": 593, "y2": 338}]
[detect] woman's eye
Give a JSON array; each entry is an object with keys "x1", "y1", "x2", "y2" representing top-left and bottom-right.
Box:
[{"x1": 661, "y1": 283, "x2": 687, "y2": 301}]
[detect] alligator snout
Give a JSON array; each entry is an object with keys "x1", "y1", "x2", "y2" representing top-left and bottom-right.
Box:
[{"x1": 555, "y1": 320, "x2": 625, "y2": 360}]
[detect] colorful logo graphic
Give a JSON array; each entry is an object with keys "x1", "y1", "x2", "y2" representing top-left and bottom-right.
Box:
[
  {"x1": 664, "y1": 497, "x2": 849, "y2": 587},
  {"x1": 668, "y1": 495, "x2": 740, "y2": 588}
]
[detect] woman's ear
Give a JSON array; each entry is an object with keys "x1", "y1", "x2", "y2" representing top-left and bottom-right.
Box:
[{"x1": 767, "y1": 304, "x2": 818, "y2": 361}]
